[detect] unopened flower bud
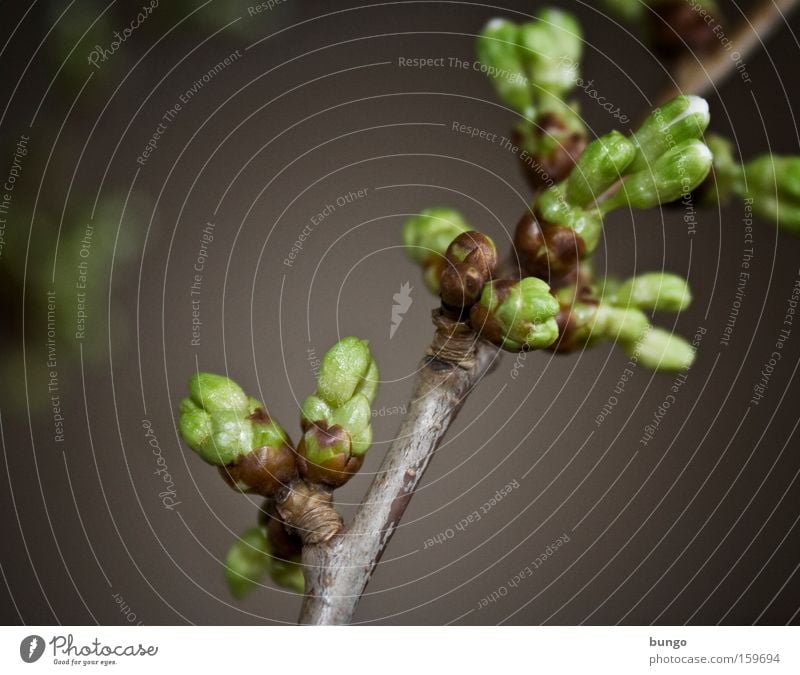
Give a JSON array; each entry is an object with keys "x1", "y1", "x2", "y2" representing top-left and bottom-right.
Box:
[
  {"x1": 189, "y1": 372, "x2": 249, "y2": 415},
  {"x1": 270, "y1": 557, "x2": 305, "y2": 594},
  {"x1": 316, "y1": 336, "x2": 377, "y2": 408},
  {"x1": 552, "y1": 291, "x2": 694, "y2": 371},
  {"x1": 218, "y1": 423, "x2": 298, "y2": 497},
  {"x1": 602, "y1": 0, "x2": 646, "y2": 23},
  {"x1": 469, "y1": 277, "x2": 560, "y2": 351},
  {"x1": 514, "y1": 99, "x2": 587, "y2": 188},
  {"x1": 566, "y1": 130, "x2": 636, "y2": 207},
  {"x1": 591, "y1": 304, "x2": 651, "y2": 344},
  {"x1": 179, "y1": 375, "x2": 297, "y2": 495},
  {"x1": 742, "y1": 155, "x2": 800, "y2": 232},
  {"x1": 476, "y1": 19, "x2": 534, "y2": 120},
  {"x1": 440, "y1": 231, "x2": 497, "y2": 310},
  {"x1": 614, "y1": 272, "x2": 692, "y2": 311},
  {"x1": 604, "y1": 140, "x2": 712, "y2": 211},
  {"x1": 626, "y1": 327, "x2": 695, "y2": 371},
  {"x1": 298, "y1": 421, "x2": 364, "y2": 488},
  {"x1": 403, "y1": 208, "x2": 471, "y2": 293},
  {"x1": 225, "y1": 527, "x2": 271, "y2": 600},
  {"x1": 692, "y1": 134, "x2": 742, "y2": 206},
  {"x1": 516, "y1": 188, "x2": 603, "y2": 278},
  {"x1": 514, "y1": 211, "x2": 585, "y2": 280},
  {"x1": 629, "y1": 96, "x2": 710, "y2": 173},
  {"x1": 518, "y1": 9, "x2": 582, "y2": 95},
  {"x1": 260, "y1": 505, "x2": 305, "y2": 594},
  {"x1": 299, "y1": 338, "x2": 377, "y2": 487}
]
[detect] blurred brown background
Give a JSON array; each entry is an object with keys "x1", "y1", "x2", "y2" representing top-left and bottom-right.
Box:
[{"x1": 1, "y1": 0, "x2": 799, "y2": 625}]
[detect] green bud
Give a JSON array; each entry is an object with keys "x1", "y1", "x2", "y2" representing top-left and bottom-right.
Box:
[
  {"x1": 552, "y1": 298, "x2": 647, "y2": 352},
  {"x1": 745, "y1": 195, "x2": 800, "y2": 233},
  {"x1": 209, "y1": 412, "x2": 255, "y2": 462},
  {"x1": 604, "y1": 140, "x2": 712, "y2": 211},
  {"x1": 178, "y1": 399, "x2": 213, "y2": 457},
  {"x1": 744, "y1": 155, "x2": 800, "y2": 201},
  {"x1": 470, "y1": 278, "x2": 560, "y2": 351},
  {"x1": 518, "y1": 9, "x2": 582, "y2": 95},
  {"x1": 189, "y1": 372, "x2": 248, "y2": 414},
  {"x1": 602, "y1": 0, "x2": 646, "y2": 23},
  {"x1": 317, "y1": 337, "x2": 373, "y2": 408},
  {"x1": 567, "y1": 208, "x2": 603, "y2": 254},
  {"x1": 614, "y1": 272, "x2": 692, "y2": 311},
  {"x1": 270, "y1": 558, "x2": 305, "y2": 594},
  {"x1": 354, "y1": 358, "x2": 379, "y2": 404},
  {"x1": 301, "y1": 424, "x2": 351, "y2": 467},
  {"x1": 298, "y1": 422, "x2": 364, "y2": 487},
  {"x1": 476, "y1": 19, "x2": 534, "y2": 120},
  {"x1": 225, "y1": 527, "x2": 271, "y2": 600},
  {"x1": 179, "y1": 385, "x2": 255, "y2": 466},
  {"x1": 403, "y1": 208, "x2": 471, "y2": 292},
  {"x1": 534, "y1": 186, "x2": 603, "y2": 255},
  {"x1": 299, "y1": 338, "x2": 377, "y2": 485},
  {"x1": 566, "y1": 131, "x2": 636, "y2": 207},
  {"x1": 179, "y1": 374, "x2": 293, "y2": 474},
  {"x1": 300, "y1": 394, "x2": 332, "y2": 429},
  {"x1": 330, "y1": 393, "x2": 371, "y2": 435},
  {"x1": 349, "y1": 424, "x2": 373, "y2": 457},
  {"x1": 536, "y1": 185, "x2": 572, "y2": 224},
  {"x1": 590, "y1": 304, "x2": 650, "y2": 344},
  {"x1": 629, "y1": 96, "x2": 710, "y2": 173},
  {"x1": 741, "y1": 155, "x2": 800, "y2": 232},
  {"x1": 702, "y1": 134, "x2": 743, "y2": 205},
  {"x1": 625, "y1": 327, "x2": 695, "y2": 372}
]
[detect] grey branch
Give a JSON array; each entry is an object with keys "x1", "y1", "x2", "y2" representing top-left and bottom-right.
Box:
[
  {"x1": 298, "y1": 312, "x2": 499, "y2": 624},
  {"x1": 658, "y1": 0, "x2": 799, "y2": 102}
]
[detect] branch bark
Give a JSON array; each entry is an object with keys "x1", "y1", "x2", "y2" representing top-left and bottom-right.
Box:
[
  {"x1": 657, "y1": 0, "x2": 799, "y2": 103},
  {"x1": 298, "y1": 312, "x2": 499, "y2": 624}
]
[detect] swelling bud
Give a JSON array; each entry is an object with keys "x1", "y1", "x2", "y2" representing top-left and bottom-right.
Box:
[
  {"x1": 476, "y1": 19, "x2": 534, "y2": 119},
  {"x1": 604, "y1": 140, "x2": 712, "y2": 211},
  {"x1": 179, "y1": 374, "x2": 297, "y2": 495},
  {"x1": 440, "y1": 230, "x2": 497, "y2": 311},
  {"x1": 626, "y1": 327, "x2": 695, "y2": 371},
  {"x1": 629, "y1": 96, "x2": 710, "y2": 173},
  {"x1": 566, "y1": 130, "x2": 636, "y2": 207},
  {"x1": 299, "y1": 338, "x2": 378, "y2": 487},
  {"x1": 317, "y1": 336, "x2": 378, "y2": 408},
  {"x1": 614, "y1": 272, "x2": 692, "y2": 311},
  {"x1": 469, "y1": 277, "x2": 560, "y2": 351},
  {"x1": 403, "y1": 207, "x2": 471, "y2": 292},
  {"x1": 742, "y1": 155, "x2": 800, "y2": 233},
  {"x1": 225, "y1": 527, "x2": 271, "y2": 600},
  {"x1": 298, "y1": 421, "x2": 366, "y2": 488},
  {"x1": 518, "y1": 8, "x2": 582, "y2": 95}
]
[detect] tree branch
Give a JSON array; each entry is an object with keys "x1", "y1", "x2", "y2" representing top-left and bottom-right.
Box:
[
  {"x1": 298, "y1": 312, "x2": 499, "y2": 624},
  {"x1": 657, "y1": 0, "x2": 799, "y2": 103}
]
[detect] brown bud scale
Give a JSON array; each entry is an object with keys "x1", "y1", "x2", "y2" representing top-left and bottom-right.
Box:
[
  {"x1": 513, "y1": 120, "x2": 586, "y2": 191},
  {"x1": 439, "y1": 231, "x2": 497, "y2": 312},
  {"x1": 219, "y1": 443, "x2": 298, "y2": 496},
  {"x1": 514, "y1": 212, "x2": 587, "y2": 283},
  {"x1": 297, "y1": 422, "x2": 363, "y2": 488}
]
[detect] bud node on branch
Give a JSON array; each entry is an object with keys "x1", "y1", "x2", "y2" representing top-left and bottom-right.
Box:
[
  {"x1": 276, "y1": 481, "x2": 342, "y2": 545},
  {"x1": 427, "y1": 310, "x2": 480, "y2": 371}
]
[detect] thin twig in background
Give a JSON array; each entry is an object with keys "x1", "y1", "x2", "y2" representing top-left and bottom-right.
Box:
[{"x1": 658, "y1": 0, "x2": 799, "y2": 102}]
